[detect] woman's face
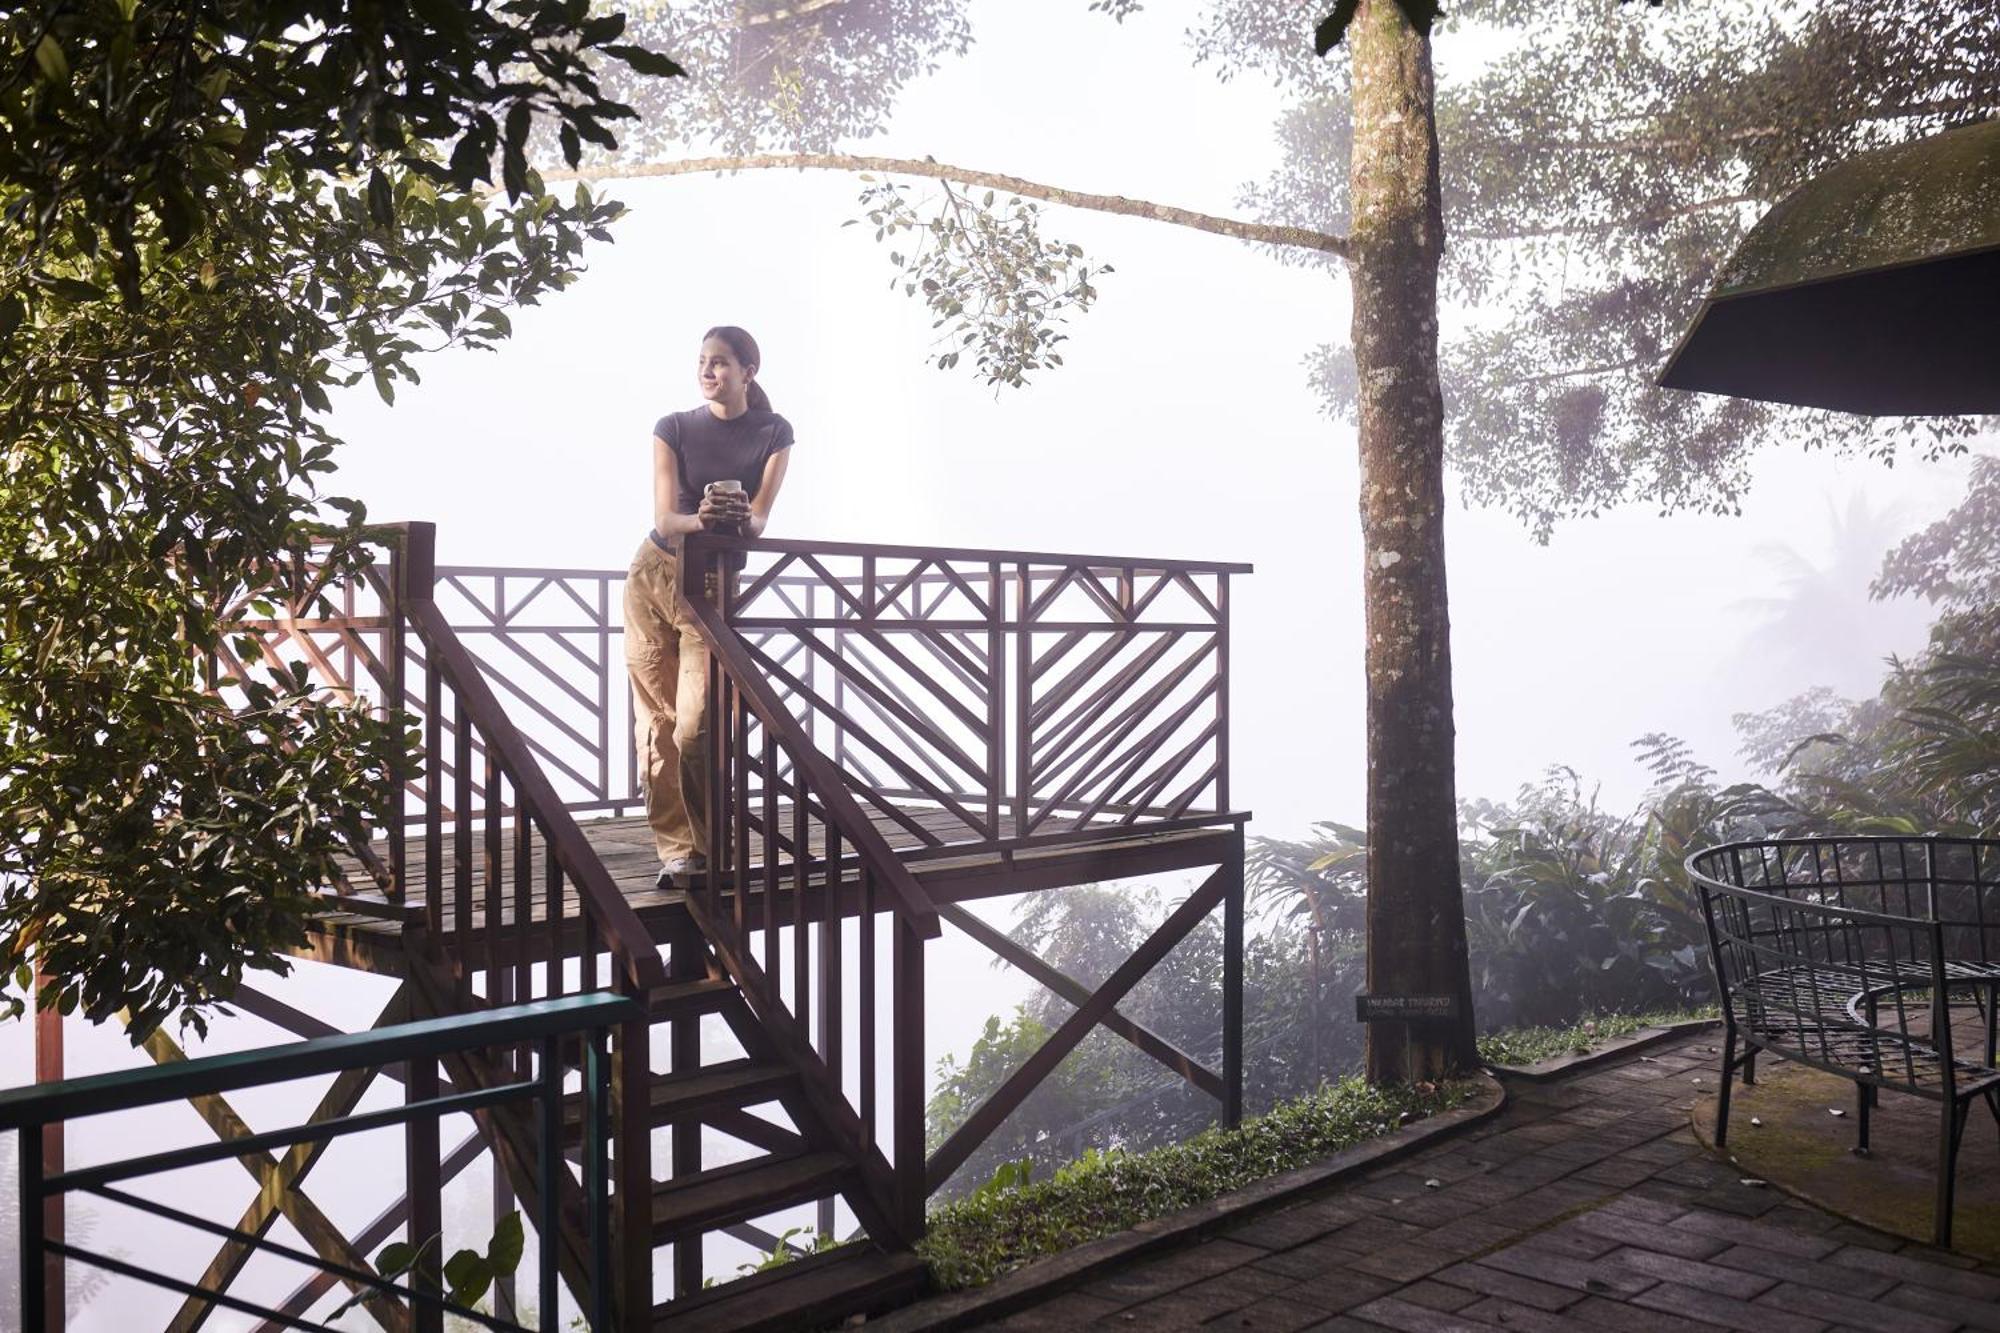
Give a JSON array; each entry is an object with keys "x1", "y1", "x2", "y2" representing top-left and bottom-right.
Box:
[{"x1": 696, "y1": 337, "x2": 753, "y2": 404}]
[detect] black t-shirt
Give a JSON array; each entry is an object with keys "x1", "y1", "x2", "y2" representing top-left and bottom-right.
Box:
[{"x1": 653, "y1": 407, "x2": 795, "y2": 514}]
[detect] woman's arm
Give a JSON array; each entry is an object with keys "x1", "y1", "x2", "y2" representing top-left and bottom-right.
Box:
[
  {"x1": 741, "y1": 448, "x2": 791, "y2": 539},
  {"x1": 651, "y1": 435, "x2": 706, "y2": 538}
]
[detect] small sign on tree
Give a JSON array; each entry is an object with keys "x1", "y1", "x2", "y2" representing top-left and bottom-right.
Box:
[{"x1": 1354, "y1": 993, "x2": 1459, "y2": 1023}]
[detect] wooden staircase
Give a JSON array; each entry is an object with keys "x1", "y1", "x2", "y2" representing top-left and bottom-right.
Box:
[{"x1": 234, "y1": 522, "x2": 1247, "y2": 1330}]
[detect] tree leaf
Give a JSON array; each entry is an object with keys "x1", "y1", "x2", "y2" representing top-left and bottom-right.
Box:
[{"x1": 604, "y1": 43, "x2": 687, "y2": 79}]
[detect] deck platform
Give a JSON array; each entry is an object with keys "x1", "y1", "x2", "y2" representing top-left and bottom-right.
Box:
[{"x1": 305, "y1": 805, "x2": 1246, "y2": 975}]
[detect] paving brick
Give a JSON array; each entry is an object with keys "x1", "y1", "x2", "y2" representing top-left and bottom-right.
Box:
[
  {"x1": 1605, "y1": 1245, "x2": 1776, "y2": 1300},
  {"x1": 1250, "y1": 1235, "x2": 1372, "y2": 1280},
  {"x1": 1630, "y1": 1279, "x2": 1830, "y2": 1333},
  {"x1": 1429, "y1": 1173, "x2": 1531, "y2": 1206},
  {"x1": 1666, "y1": 1208, "x2": 1843, "y2": 1258},
  {"x1": 1754, "y1": 1279, "x2": 1956, "y2": 1333},
  {"x1": 1830, "y1": 1244, "x2": 2000, "y2": 1300},
  {"x1": 1883, "y1": 1280, "x2": 2000, "y2": 1331},
  {"x1": 1564, "y1": 1294, "x2": 1719, "y2": 1333},
  {"x1": 1411, "y1": 1216, "x2": 1516, "y2": 1258},
  {"x1": 993, "y1": 1290, "x2": 1125, "y2": 1330},
  {"x1": 1080, "y1": 1239, "x2": 1268, "y2": 1305},
  {"x1": 1708, "y1": 1243, "x2": 1896, "y2": 1299},
  {"x1": 1454, "y1": 1298, "x2": 1604, "y2": 1331},
  {"x1": 1326, "y1": 1217, "x2": 1431, "y2": 1254},
  {"x1": 1431, "y1": 1261, "x2": 1584, "y2": 1312},
  {"x1": 1570, "y1": 1206, "x2": 1727, "y2": 1258},
  {"x1": 1569, "y1": 1155, "x2": 1661, "y2": 1187},
  {"x1": 1510, "y1": 1225, "x2": 1622, "y2": 1261},
  {"x1": 1201, "y1": 1295, "x2": 1336, "y2": 1332},
  {"x1": 1105, "y1": 1266, "x2": 1293, "y2": 1329},
  {"x1": 1475, "y1": 1242, "x2": 1658, "y2": 1297},
  {"x1": 1226, "y1": 1202, "x2": 1367, "y2": 1251},
  {"x1": 1343, "y1": 1295, "x2": 1496, "y2": 1333},
  {"x1": 1278, "y1": 1267, "x2": 1399, "y2": 1313},
  {"x1": 1390, "y1": 1280, "x2": 1481, "y2": 1313},
  {"x1": 1344, "y1": 1243, "x2": 1456, "y2": 1283}
]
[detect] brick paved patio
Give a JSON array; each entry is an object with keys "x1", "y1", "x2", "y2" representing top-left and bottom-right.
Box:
[{"x1": 986, "y1": 1032, "x2": 2000, "y2": 1331}]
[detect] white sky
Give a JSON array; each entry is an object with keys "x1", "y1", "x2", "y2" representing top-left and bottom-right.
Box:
[{"x1": 4, "y1": 4, "x2": 1983, "y2": 1320}]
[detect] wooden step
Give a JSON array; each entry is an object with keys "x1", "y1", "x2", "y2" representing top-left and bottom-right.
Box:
[
  {"x1": 651, "y1": 1151, "x2": 854, "y2": 1246},
  {"x1": 563, "y1": 1060, "x2": 796, "y2": 1143},
  {"x1": 652, "y1": 1244, "x2": 927, "y2": 1333},
  {"x1": 647, "y1": 975, "x2": 739, "y2": 1021}
]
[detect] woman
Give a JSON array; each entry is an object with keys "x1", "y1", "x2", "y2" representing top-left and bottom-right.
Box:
[{"x1": 625, "y1": 326, "x2": 793, "y2": 884}]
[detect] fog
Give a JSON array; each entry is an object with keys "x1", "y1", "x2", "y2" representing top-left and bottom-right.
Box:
[{"x1": 3, "y1": 2, "x2": 1983, "y2": 1324}]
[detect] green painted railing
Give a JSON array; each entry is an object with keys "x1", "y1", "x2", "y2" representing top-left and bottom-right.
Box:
[{"x1": 0, "y1": 992, "x2": 641, "y2": 1333}]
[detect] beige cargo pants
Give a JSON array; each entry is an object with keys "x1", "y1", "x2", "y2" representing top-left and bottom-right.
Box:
[{"x1": 623, "y1": 537, "x2": 713, "y2": 862}]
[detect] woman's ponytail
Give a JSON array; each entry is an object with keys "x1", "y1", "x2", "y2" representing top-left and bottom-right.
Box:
[{"x1": 705, "y1": 325, "x2": 772, "y2": 412}]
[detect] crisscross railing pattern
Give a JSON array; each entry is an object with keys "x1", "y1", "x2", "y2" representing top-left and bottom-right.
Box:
[{"x1": 715, "y1": 536, "x2": 1244, "y2": 855}]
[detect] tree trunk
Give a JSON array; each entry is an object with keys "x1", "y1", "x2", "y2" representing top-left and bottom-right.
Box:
[{"x1": 1349, "y1": 0, "x2": 1479, "y2": 1083}]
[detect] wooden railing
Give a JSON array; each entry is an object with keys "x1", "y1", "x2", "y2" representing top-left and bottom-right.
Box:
[
  {"x1": 709, "y1": 535, "x2": 1244, "y2": 854},
  {"x1": 679, "y1": 575, "x2": 942, "y2": 1248},
  {"x1": 340, "y1": 538, "x2": 1243, "y2": 855},
  {"x1": 2, "y1": 992, "x2": 639, "y2": 1333},
  {"x1": 224, "y1": 523, "x2": 663, "y2": 1322}
]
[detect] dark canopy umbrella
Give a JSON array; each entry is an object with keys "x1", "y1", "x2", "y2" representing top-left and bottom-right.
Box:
[{"x1": 1660, "y1": 118, "x2": 2000, "y2": 416}]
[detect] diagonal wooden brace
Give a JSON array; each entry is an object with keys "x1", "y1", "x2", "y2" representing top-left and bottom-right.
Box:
[
  {"x1": 925, "y1": 867, "x2": 1229, "y2": 1192},
  {"x1": 133, "y1": 1008, "x2": 410, "y2": 1328},
  {"x1": 937, "y1": 902, "x2": 1224, "y2": 1100},
  {"x1": 165, "y1": 980, "x2": 418, "y2": 1320}
]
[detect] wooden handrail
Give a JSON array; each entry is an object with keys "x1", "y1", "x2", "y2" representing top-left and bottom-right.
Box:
[
  {"x1": 691, "y1": 532, "x2": 1254, "y2": 575},
  {"x1": 680, "y1": 592, "x2": 942, "y2": 939},
  {"x1": 406, "y1": 598, "x2": 669, "y2": 989}
]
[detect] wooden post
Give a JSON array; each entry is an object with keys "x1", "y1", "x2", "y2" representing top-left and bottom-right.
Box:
[
  {"x1": 667, "y1": 923, "x2": 704, "y2": 1299},
  {"x1": 33, "y1": 964, "x2": 61, "y2": 1332},
  {"x1": 612, "y1": 1001, "x2": 653, "y2": 1325},
  {"x1": 1223, "y1": 836, "x2": 1245, "y2": 1127},
  {"x1": 406, "y1": 1050, "x2": 443, "y2": 1333},
  {"x1": 891, "y1": 917, "x2": 926, "y2": 1239}
]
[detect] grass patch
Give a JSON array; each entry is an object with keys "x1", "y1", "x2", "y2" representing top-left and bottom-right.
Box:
[
  {"x1": 1476, "y1": 1007, "x2": 1717, "y2": 1068},
  {"x1": 918, "y1": 1077, "x2": 1472, "y2": 1290}
]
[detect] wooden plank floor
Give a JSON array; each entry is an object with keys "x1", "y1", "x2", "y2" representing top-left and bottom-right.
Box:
[{"x1": 303, "y1": 801, "x2": 1241, "y2": 973}]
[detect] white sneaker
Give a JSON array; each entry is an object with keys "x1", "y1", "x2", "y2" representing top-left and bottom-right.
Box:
[{"x1": 656, "y1": 852, "x2": 708, "y2": 887}]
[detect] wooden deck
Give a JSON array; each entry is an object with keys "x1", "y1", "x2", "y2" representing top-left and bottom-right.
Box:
[{"x1": 303, "y1": 802, "x2": 1245, "y2": 975}]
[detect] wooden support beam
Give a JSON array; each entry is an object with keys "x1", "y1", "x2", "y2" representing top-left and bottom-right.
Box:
[
  {"x1": 35, "y1": 965, "x2": 64, "y2": 1333},
  {"x1": 937, "y1": 902, "x2": 1224, "y2": 1100},
  {"x1": 925, "y1": 867, "x2": 1228, "y2": 1193},
  {"x1": 130, "y1": 1019, "x2": 410, "y2": 1333},
  {"x1": 251, "y1": 1132, "x2": 486, "y2": 1333},
  {"x1": 167, "y1": 989, "x2": 413, "y2": 1333}
]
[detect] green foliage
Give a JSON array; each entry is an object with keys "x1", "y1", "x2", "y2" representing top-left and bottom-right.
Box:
[
  {"x1": 0, "y1": 4, "x2": 671, "y2": 1038},
  {"x1": 730, "y1": 1225, "x2": 841, "y2": 1279},
  {"x1": 850, "y1": 177, "x2": 1108, "y2": 389},
  {"x1": 565, "y1": 1, "x2": 972, "y2": 160},
  {"x1": 1210, "y1": 0, "x2": 2000, "y2": 536},
  {"x1": 335, "y1": 1212, "x2": 524, "y2": 1319},
  {"x1": 919, "y1": 1076, "x2": 1468, "y2": 1290},
  {"x1": 1475, "y1": 1007, "x2": 1714, "y2": 1068}
]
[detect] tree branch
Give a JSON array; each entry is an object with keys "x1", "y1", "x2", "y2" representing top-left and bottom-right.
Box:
[
  {"x1": 1459, "y1": 193, "x2": 1755, "y2": 243},
  {"x1": 541, "y1": 152, "x2": 1351, "y2": 259}
]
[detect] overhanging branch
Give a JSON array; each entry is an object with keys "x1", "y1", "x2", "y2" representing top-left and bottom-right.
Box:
[{"x1": 542, "y1": 153, "x2": 1350, "y2": 260}]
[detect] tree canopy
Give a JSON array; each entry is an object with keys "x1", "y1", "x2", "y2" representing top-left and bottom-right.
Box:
[
  {"x1": 0, "y1": 1, "x2": 676, "y2": 1037},
  {"x1": 1213, "y1": 0, "x2": 2000, "y2": 534}
]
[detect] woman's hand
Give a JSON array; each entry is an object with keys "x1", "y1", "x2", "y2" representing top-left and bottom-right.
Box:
[{"x1": 697, "y1": 490, "x2": 751, "y2": 532}]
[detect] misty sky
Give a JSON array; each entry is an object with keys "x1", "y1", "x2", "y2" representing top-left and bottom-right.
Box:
[{"x1": 5, "y1": 5, "x2": 1986, "y2": 1323}]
